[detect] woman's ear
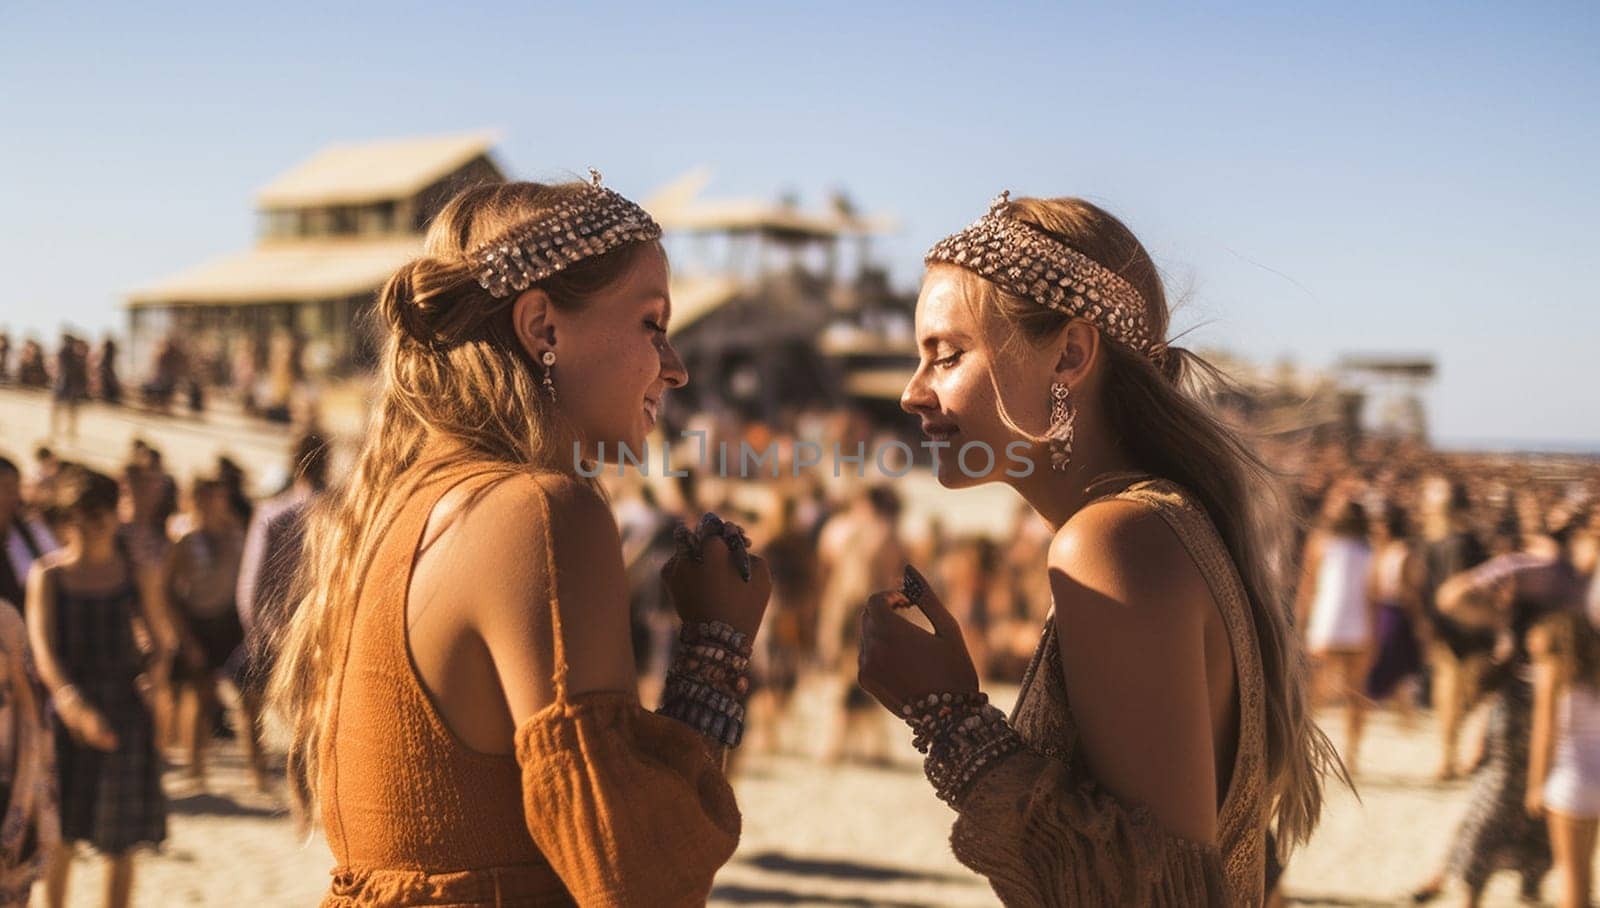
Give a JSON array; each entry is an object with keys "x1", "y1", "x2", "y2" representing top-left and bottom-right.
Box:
[
  {"x1": 1051, "y1": 319, "x2": 1100, "y2": 384},
  {"x1": 511, "y1": 289, "x2": 556, "y2": 361}
]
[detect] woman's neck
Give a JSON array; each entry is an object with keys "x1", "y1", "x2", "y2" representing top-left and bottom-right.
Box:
[{"x1": 1011, "y1": 432, "x2": 1138, "y2": 533}]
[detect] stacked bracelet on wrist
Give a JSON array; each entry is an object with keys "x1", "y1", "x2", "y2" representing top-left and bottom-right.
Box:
[
  {"x1": 655, "y1": 620, "x2": 754, "y2": 748},
  {"x1": 900, "y1": 691, "x2": 1024, "y2": 807}
]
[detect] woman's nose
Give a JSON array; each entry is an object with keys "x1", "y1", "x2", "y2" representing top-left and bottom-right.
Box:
[
  {"x1": 901, "y1": 366, "x2": 935, "y2": 415},
  {"x1": 661, "y1": 340, "x2": 688, "y2": 389}
]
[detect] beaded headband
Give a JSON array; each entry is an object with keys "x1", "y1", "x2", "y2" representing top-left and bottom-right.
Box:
[
  {"x1": 469, "y1": 169, "x2": 662, "y2": 299},
  {"x1": 925, "y1": 192, "x2": 1164, "y2": 366}
]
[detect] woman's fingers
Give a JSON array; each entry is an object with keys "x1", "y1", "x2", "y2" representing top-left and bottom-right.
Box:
[
  {"x1": 691, "y1": 513, "x2": 755, "y2": 582},
  {"x1": 672, "y1": 521, "x2": 704, "y2": 564},
  {"x1": 902, "y1": 564, "x2": 963, "y2": 640},
  {"x1": 719, "y1": 521, "x2": 752, "y2": 582}
]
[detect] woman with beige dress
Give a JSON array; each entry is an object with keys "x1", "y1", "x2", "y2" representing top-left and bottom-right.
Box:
[{"x1": 858, "y1": 192, "x2": 1342, "y2": 905}]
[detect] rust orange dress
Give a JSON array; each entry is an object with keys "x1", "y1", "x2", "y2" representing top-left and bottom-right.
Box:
[{"x1": 318, "y1": 459, "x2": 740, "y2": 907}]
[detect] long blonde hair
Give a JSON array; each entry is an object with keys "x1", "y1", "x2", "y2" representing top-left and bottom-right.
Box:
[
  {"x1": 269, "y1": 181, "x2": 659, "y2": 826},
  {"x1": 965, "y1": 196, "x2": 1344, "y2": 851}
]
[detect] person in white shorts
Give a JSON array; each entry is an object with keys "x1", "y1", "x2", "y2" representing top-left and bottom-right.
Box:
[{"x1": 1530, "y1": 605, "x2": 1600, "y2": 908}]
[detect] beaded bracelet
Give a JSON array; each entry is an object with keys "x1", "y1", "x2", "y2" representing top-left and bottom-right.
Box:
[
  {"x1": 680, "y1": 620, "x2": 753, "y2": 658},
  {"x1": 657, "y1": 679, "x2": 745, "y2": 748},
  {"x1": 674, "y1": 621, "x2": 753, "y2": 695},
  {"x1": 900, "y1": 691, "x2": 1024, "y2": 807},
  {"x1": 654, "y1": 620, "x2": 754, "y2": 748},
  {"x1": 661, "y1": 673, "x2": 746, "y2": 719}
]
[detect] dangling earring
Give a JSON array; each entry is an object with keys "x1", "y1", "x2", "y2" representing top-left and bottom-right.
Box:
[
  {"x1": 1046, "y1": 381, "x2": 1074, "y2": 472},
  {"x1": 540, "y1": 350, "x2": 557, "y2": 402}
]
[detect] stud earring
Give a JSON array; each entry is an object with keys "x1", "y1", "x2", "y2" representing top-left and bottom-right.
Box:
[
  {"x1": 1046, "y1": 382, "x2": 1074, "y2": 472},
  {"x1": 541, "y1": 350, "x2": 557, "y2": 402}
]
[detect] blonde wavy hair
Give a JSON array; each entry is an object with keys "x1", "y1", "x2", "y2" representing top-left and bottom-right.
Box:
[
  {"x1": 269, "y1": 181, "x2": 660, "y2": 826},
  {"x1": 958, "y1": 196, "x2": 1346, "y2": 853}
]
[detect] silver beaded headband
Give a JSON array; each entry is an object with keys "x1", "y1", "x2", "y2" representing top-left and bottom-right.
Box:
[
  {"x1": 924, "y1": 191, "x2": 1164, "y2": 365},
  {"x1": 469, "y1": 169, "x2": 662, "y2": 299}
]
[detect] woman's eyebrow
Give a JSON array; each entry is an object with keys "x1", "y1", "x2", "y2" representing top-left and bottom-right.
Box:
[{"x1": 919, "y1": 331, "x2": 970, "y2": 351}]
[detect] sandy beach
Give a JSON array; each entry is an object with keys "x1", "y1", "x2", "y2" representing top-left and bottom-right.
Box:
[
  {"x1": 35, "y1": 679, "x2": 1580, "y2": 908},
  {"x1": 4, "y1": 391, "x2": 1587, "y2": 907}
]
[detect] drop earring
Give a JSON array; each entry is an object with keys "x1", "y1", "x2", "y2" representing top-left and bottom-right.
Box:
[
  {"x1": 1046, "y1": 381, "x2": 1074, "y2": 472},
  {"x1": 541, "y1": 350, "x2": 557, "y2": 402}
]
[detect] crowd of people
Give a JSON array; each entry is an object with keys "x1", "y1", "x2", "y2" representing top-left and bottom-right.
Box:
[
  {"x1": 3, "y1": 404, "x2": 1600, "y2": 906},
  {"x1": 2, "y1": 184, "x2": 1600, "y2": 908},
  {"x1": 0, "y1": 433, "x2": 327, "y2": 907},
  {"x1": 1280, "y1": 438, "x2": 1600, "y2": 905},
  {"x1": 0, "y1": 326, "x2": 315, "y2": 432}
]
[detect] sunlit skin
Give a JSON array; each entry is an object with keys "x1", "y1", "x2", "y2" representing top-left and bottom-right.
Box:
[
  {"x1": 403, "y1": 242, "x2": 771, "y2": 766},
  {"x1": 511, "y1": 243, "x2": 687, "y2": 462},
  {"x1": 861, "y1": 264, "x2": 1240, "y2": 845},
  {"x1": 899, "y1": 266, "x2": 1134, "y2": 521}
]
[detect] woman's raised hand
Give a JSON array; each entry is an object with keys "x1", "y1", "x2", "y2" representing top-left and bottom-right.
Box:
[
  {"x1": 858, "y1": 564, "x2": 979, "y2": 714},
  {"x1": 662, "y1": 513, "x2": 772, "y2": 638}
]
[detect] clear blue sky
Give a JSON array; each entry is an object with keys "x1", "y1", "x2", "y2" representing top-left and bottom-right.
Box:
[{"x1": 3, "y1": 1, "x2": 1596, "y2": 446}]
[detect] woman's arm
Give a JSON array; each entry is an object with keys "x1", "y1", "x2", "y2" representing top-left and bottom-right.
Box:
[
  {"x1": 874, "y1": 501, "x2": 1231, "y2": 906},
  {"x1": 25, "y1": 560, "x2": 117, "y2": 751},
  {"x1": 160, "y1": 538, "x2": 204, "y2": 664},
  {"x1": 1526, "y1": 625, "x2": 1562, "y2": 816},
  {"x1": 137, "y1": 553, "x2": 180, "y2": 671},
  {"x1": 1438, "y1": 557, "x2": 1519, "y2": 631},
  {"x1": 459, "y1": 474, "x2": 639, "y2": 718},
  {"x1": 447, "y1": 472, "x2": 744, "y2": 905},
  {"x1": 24, "y1": 561, "x2": 71, "y2": 695},
  {"x1": 1048, "y1": 500, "x2": 1220, "y2": 845}
]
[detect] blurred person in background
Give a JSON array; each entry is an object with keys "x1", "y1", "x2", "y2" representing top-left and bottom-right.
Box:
[
  {"x1": 26, "y1": 467, "x2": 168, "y2": 908},
  {"x1": 983, "y1": 502, "x2": 1055, "y2": 682},
  {"x1": 816, "y1": 484, "x2": 906, "y2": 764},
  {"x1": 744, "y1": 491, "x2": 820, "y2": 756},
  {"x1": 1420, "y1": 475, "x2": 1494, "y2": 782},
  {"x1": 115, "y1": 461, "x2": 174, "y2": 573},
  {"x1": 92, "y1": 337, "x2": 121, "y2": 406},
  {"x1": 1362, "y1": 504, "x2": 1426, "y2": 732},
  {"x1": 1527, "y1": 603, "x2": 1600, "y2": 908},
  {"x1": 1296, "y1": 497, "x2": 1375, "y2": 774},
  {"x1": 214, "y1": 455, "x2": 253, "y2": 530},
  {"x1": 0, "y1": 456, "x2": 59, "y2": 619},
  {"x1": 937, "y1": 535, "x2": 998, "y2": 683},
  {"x1": 1411, "y1": 502, "x2": 1586, "y2": 904},
  {"x1": 16, "y1": 341, "x2": 48, "y2": 390},
  {"x1": 140, "y1": 336, "x2": 186, "y2": 416},
  {"x1": 24, "y1": 448, "x2": 63, "y2": 514},
  {"x1": 47, "y1": 333, "x2": 88, "y2": 443},
  {"x1": 233, "y1": 433, "x2": 329, "y2": 789},
  {"x1": 162, "y1": 477, "x2": 245, "y2": 788},
  {"x1": 0, "y1": 581, "x2": 59, "y2": 905}
]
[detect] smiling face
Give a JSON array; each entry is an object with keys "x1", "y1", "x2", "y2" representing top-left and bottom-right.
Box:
[
  {"x1": 901, "y1": 266, "x2": 1056, "y2": 487},
  {"x1": 540, "y1": 243, "x2": 687, "y2": 461}
]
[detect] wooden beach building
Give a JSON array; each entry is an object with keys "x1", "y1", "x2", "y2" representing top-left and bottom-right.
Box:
[{"x1": 125, "y1": 132, "x2": 505, "y2": 383}]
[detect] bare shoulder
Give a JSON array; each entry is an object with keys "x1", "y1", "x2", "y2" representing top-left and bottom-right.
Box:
[
  {"x1": 28, "y1": 550, "x2": 68, "y2": 584},
  {"x1": 1048, "y1": 496, "x2": 1211, "y2": 628},
  {"x1": 1047, "y1": 495, "x2": 1220, "y2": 842},
  {"x1": 436, "y1": 469, "x2": 633, "y2": 703},
  {"x1": 432, "y1": 469, "x2": 618, "y2": 564}
]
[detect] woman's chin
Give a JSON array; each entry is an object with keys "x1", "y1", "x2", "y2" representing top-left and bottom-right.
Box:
[{"x1": 933, "y1": 462, "x2": 979, "y2": 489}]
